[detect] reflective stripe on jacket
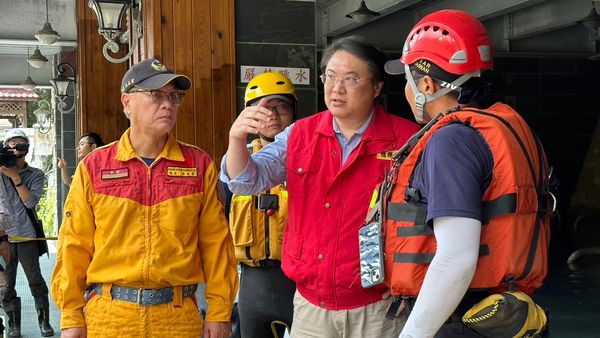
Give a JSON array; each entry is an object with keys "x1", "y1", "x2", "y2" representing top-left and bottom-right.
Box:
[
  {"x1": 282, "y1": 104, "x2": 419, "y2": 310},
  {"x1": 384, "y1": 103, "x2": 551, "y2": 297},
  {"x1": 229, "y1": 139, "x2": 288, "y2": 266},
  {"x1": 51, "y1": 130, "x2": 238, "y2": 328}
]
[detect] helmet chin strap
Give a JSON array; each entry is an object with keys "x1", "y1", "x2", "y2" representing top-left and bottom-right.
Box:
[
  {"x1": 405, "y1": 64, "x2": 427, "y2": 123},
  {"x1": 405, "y1": 64, "x2": 479, "y2": 123},
  {"x1": 258, "y1": 132, "x2": 275, "y2": 143}
]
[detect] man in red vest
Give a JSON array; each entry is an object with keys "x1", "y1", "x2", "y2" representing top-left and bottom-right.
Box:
[{"x1": 221, "y1": 36, "x2": 419, "y2": 337}]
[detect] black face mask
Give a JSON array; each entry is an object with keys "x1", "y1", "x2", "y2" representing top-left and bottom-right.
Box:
[
  {"x1": 12, "y1": 143, "x2": 29, "y2": 152},
  {"x1": 10, "y1": 143, "x2": 29, "y2": 159}
]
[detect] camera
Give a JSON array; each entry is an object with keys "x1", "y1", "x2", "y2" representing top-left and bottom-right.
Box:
[{"x1": 0, "y1": 143, "x2": 28, "y2": 167}]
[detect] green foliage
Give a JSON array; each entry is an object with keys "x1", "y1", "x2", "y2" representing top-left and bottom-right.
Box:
[{"x1": 37, "y1": 185, "x2": 56, "y2": 236}]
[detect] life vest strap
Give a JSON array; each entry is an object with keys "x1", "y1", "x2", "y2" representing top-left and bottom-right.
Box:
[
  {"x1": 394, "y1": 252, "x2": 435, "y2": 264},
  {"x1": 394, "y1": 245, "x2": 490, "y2": 264},
  {"x1": 387, "y1": 201, "x2": 427, "y2": 224},
  {"x1": 397, "y1": 224, "x2": 433, "y2": 237},
  {"x1": 482, "y1": 193, "x2": 517, "y2": 223}
]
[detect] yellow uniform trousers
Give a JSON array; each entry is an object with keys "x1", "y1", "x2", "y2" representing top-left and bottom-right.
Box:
[{"x1": 85, "y1": 290, "x2": 202, "y2": 338}]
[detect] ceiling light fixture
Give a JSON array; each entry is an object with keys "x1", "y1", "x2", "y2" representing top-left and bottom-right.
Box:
[
  {"x1": 346, "y1": 0, "x2": 380, "y2": 25},
  {"x1": 27, "y1": 46, "x2": 49, "y2": 68},
  {"x1": 579, "y1": 1, "x2": 600, "y2": 33},
  {"x1": 21, "y1": 48, "x2": 37, "y2": 91},
  {"x1": 35, "y1": 0, "x2": 61, "y2": 45}
]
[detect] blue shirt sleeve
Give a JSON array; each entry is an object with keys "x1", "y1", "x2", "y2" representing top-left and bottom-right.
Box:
[
  {"x1": 219, "y1": 123, "x2": 293, "y2": 195},
  {"x1": 219, "y1": 180, "x2": 233, "y2": 220},
  {"x1": 411, "y1": 123, "x2": 493, "y2": 223}
]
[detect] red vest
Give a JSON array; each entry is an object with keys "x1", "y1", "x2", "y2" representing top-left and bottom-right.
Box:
[
  {"x1": 282, "y1": 104, "x2": 419, "y2": 309},
  {"x1": 384, "y1": 103, "x2": 551, "y2": 297}
]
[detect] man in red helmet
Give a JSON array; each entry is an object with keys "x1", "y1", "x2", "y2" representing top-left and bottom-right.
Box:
[{"x1": 379, "y1": 9, "x2": 552, "y2": 337}]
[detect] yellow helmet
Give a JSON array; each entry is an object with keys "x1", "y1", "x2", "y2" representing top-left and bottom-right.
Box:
[{"x1": 244, "y1": 72, "x2": 297, "y2": 107}]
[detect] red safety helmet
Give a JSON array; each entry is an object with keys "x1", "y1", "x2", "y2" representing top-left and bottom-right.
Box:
[{"x1": 386, "y1": 9, "x2": 493, "y2": 76}]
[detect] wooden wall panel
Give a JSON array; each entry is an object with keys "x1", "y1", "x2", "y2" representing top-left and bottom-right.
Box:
[
  {"x1": 76, "y1": 1, "x2": 129, "y2": 144},
  {"x1": 139, "y1": 0, "x2": 235, "y2": 160},
  {"x1": 76, "y1": 0, "x2": 235, "y2": 160},
  {"x1": 192, "y1": 0, "x2": 214, "y2": 154},
  {"x1": 212, "y1": 0, "x2": 237, "y2": 161},
  {"x1": 173, "y1": 0, "x2": 195, "y2": 145}
]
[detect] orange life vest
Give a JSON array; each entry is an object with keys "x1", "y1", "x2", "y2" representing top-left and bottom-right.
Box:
[{"x1": 383, "y1": 103, "x2": 552, "y2": 297}]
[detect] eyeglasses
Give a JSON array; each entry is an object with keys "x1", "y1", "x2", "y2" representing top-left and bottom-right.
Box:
[
  {"x1": 265, "y1": 103, "x2": 293, "y2": 116},
  {"x1": 320, "y1": 73, "x2": 367, "y2": 88},
  {"x1": 129, "y1": 89, "x2": 186, "y2": 105}
]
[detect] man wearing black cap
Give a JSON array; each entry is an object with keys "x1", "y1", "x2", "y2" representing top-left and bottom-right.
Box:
[{"x1": 51, "y1": 58, "x2": 238, "y2": 338}]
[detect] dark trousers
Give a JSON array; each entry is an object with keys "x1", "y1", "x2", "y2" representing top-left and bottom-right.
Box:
[
  {"x1": 237, "y1": 263, "x2": 296, "y2": 338},
  {"x1": 1, "y1": 241, "x2": 50, "y2": 312},
  {"x1": 434, "y1": 314, "x2": 487, "y2": 338}
]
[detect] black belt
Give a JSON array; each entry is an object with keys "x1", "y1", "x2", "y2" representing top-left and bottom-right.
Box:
[{"x1": 259, "y1": 259, "x2": 281, "y2": 267}]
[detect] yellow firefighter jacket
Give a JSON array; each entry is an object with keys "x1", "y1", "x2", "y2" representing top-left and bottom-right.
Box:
[{"x1": 51, "y1": 130, "x2": 238, "y2": 329}]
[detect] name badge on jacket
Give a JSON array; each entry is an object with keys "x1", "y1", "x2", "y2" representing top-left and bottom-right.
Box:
[
  {"x1": 376, "y1": 150, "x2": 398, "y2": 161},
  {"x1": 167, "y1": 167, "x2": 198, "y2": 177},
  {"x1": 101, "y1": 168, "x2": 129, "y2": 180}
]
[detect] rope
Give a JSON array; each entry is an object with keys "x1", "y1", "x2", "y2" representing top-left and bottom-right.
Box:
[
  {"x1": 462, "y1": 300, "x2": 501, "y2": 324},
  {"x1": 8, "y1": 236, "x2": 58, "y2": 241}
]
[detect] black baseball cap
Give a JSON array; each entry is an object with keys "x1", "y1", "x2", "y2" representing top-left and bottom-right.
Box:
[{"x1": 121, "y1": 58, "x2": 192, "y2": 93}]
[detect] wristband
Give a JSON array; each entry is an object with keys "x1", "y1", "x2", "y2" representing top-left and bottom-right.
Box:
[{"x1": 0, "y1": 235, "x2": 8, "y2": 243}]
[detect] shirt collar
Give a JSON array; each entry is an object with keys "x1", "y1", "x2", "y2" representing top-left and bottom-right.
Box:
[
  {"x1": 115, "y1": 128, "x2": 185, "y2": 162},
  {"x1": 332, "y1": 107, "x2": 374, "y2": 140}
]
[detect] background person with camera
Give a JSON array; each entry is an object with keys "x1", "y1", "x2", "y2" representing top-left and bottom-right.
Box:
[{"x1": 0, "y1": 128, "x2": 54, "y2": 338}]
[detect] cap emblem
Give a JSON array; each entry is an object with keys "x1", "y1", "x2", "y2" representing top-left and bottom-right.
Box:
[{"x1": 151, "y1": 60, "x2": 167, "y2": 72}]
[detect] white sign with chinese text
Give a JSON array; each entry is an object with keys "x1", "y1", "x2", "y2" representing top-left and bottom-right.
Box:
[{"x1": 240, "y1": 65, "x2": 310, "y2": 85}]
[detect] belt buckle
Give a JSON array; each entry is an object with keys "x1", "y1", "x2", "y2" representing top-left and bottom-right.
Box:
[{"x1": 137, "y1": 288, "x2": 143, "y2": 305}]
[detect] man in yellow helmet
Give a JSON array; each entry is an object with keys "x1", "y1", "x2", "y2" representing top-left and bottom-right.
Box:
[{"x1": 222, "y1": 72, "x2": 296, "y2": 338}]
